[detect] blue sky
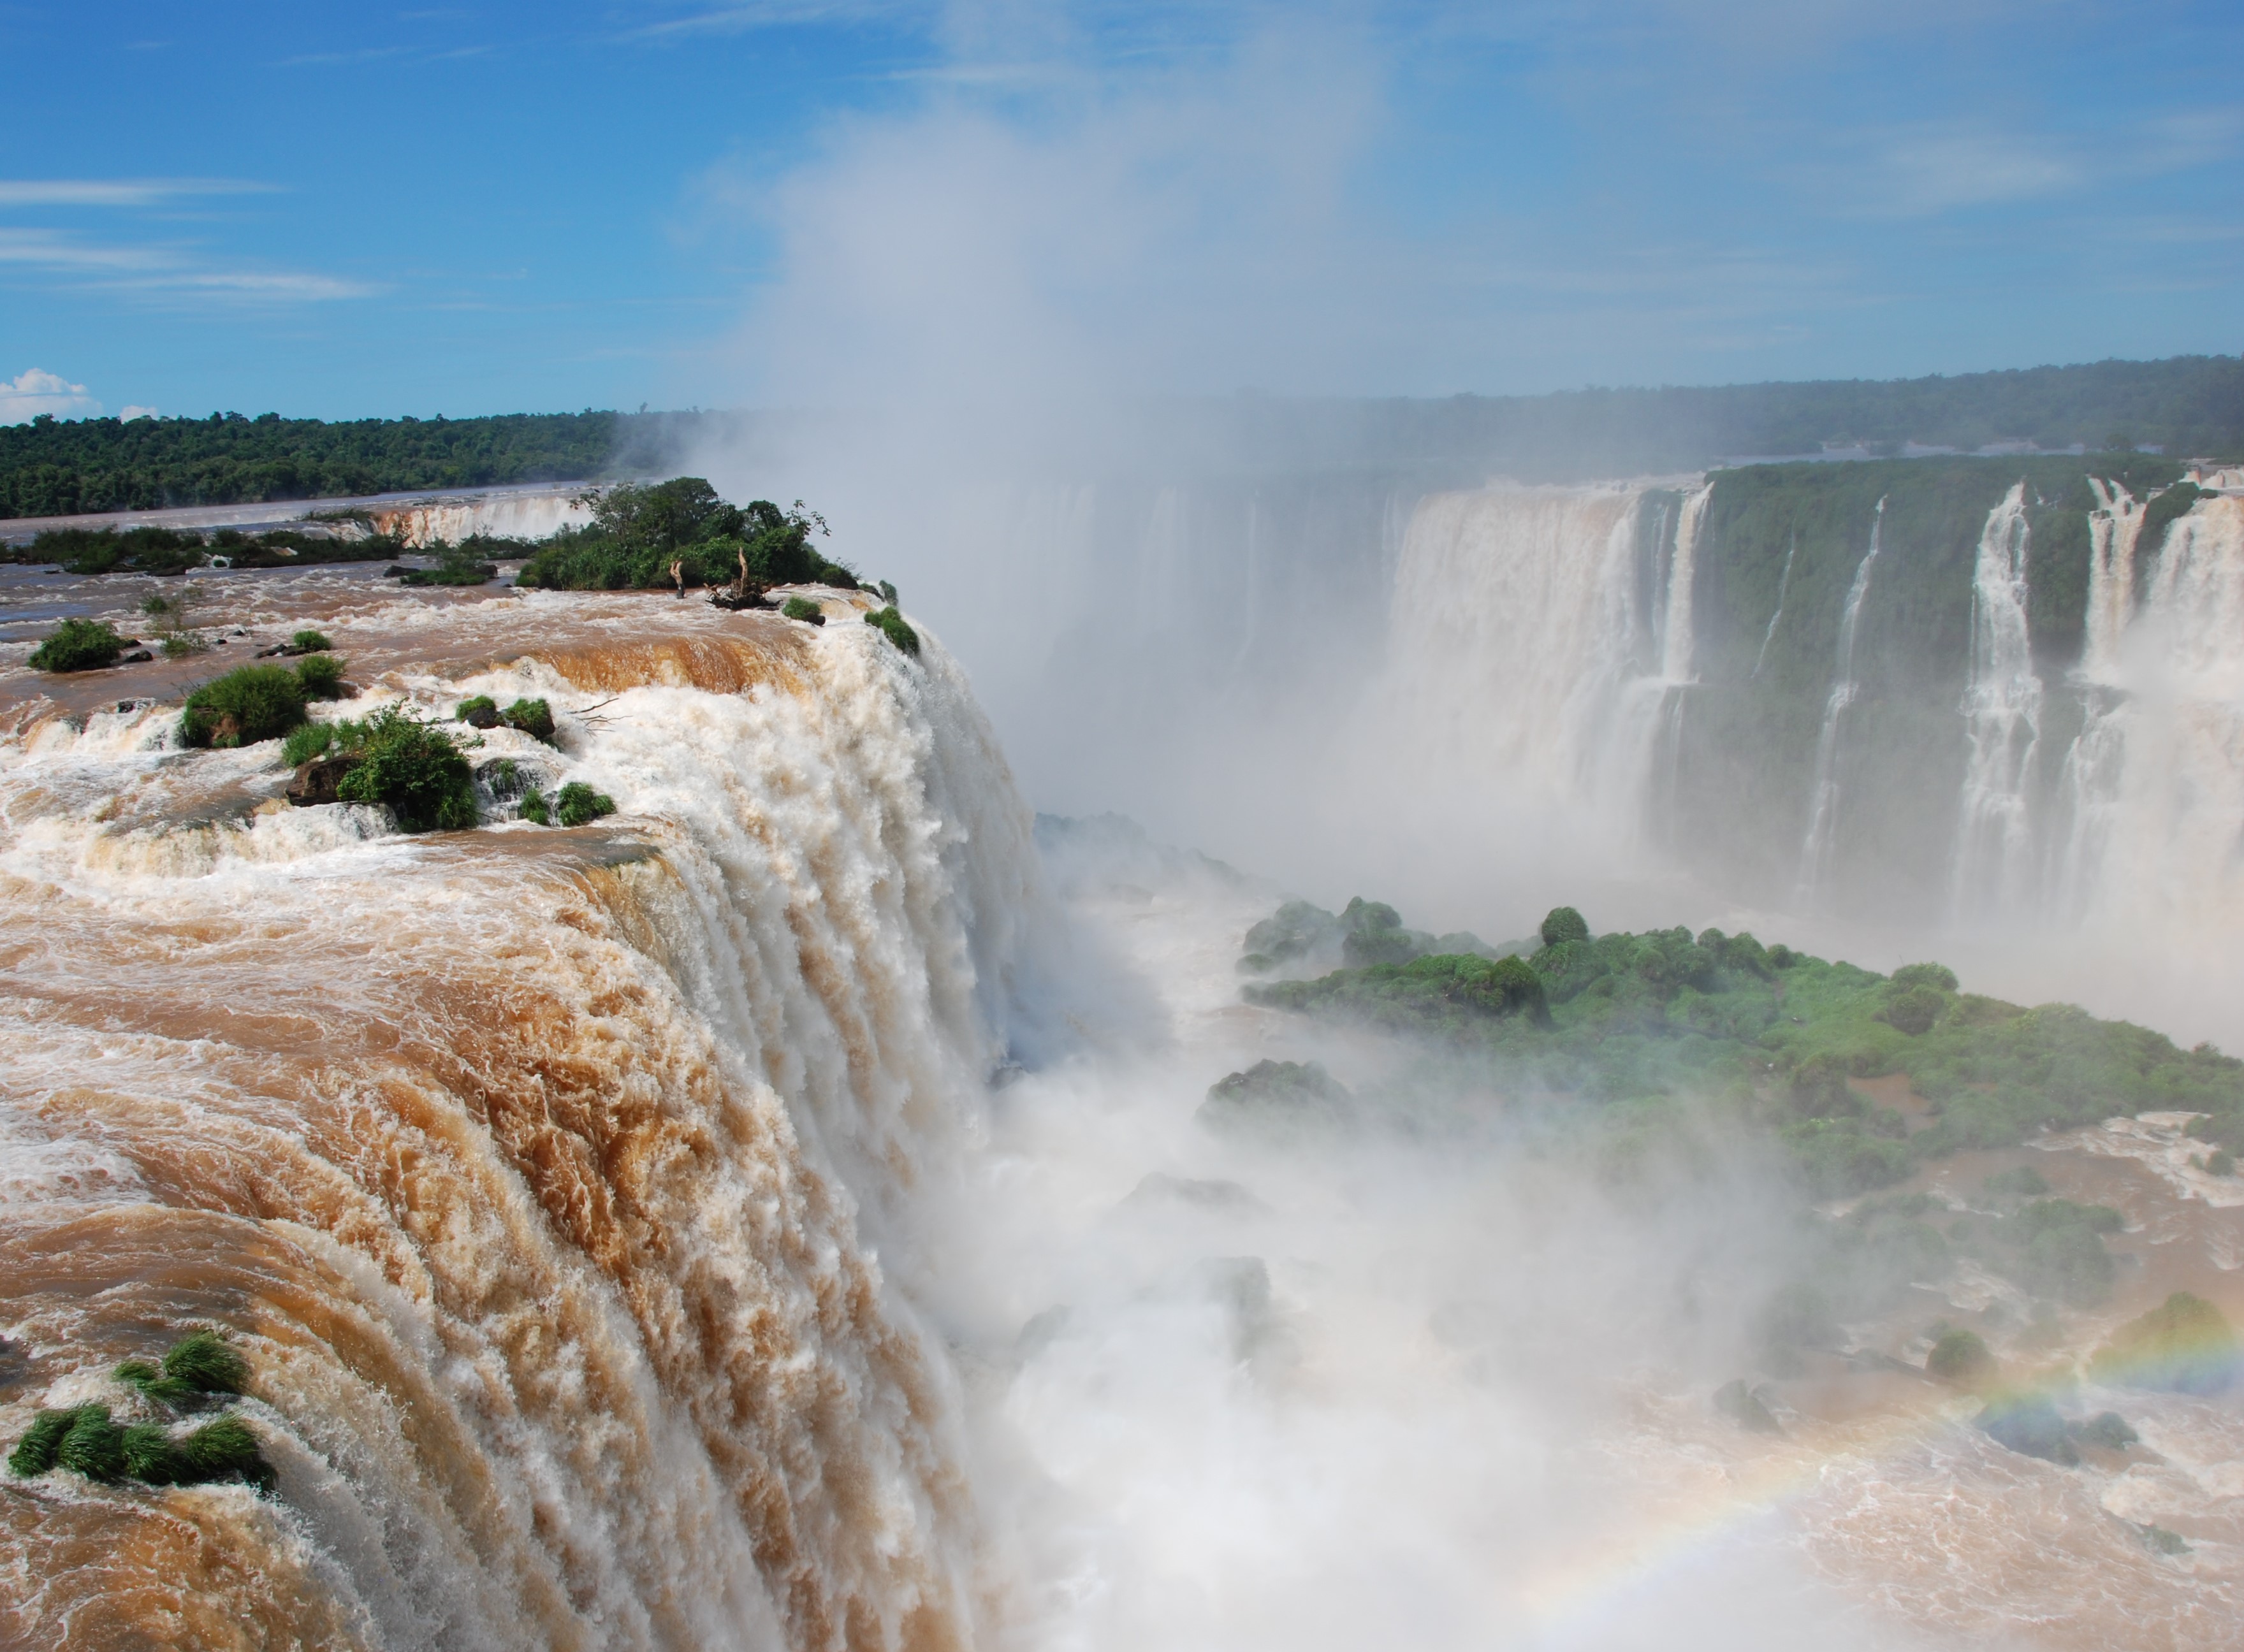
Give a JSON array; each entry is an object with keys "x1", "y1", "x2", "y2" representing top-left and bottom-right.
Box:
[{"x1": 3, "y1": 1, "x2": 2239, "y2": 421}]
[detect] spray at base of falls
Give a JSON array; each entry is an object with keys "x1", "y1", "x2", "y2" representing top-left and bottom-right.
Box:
[
  {"x1": 0, "y1": 596, "x2": 1040, "y2": 1650},
  {"x1": 1793, "y1": 498, "x2": 1884, "y2": 910}
]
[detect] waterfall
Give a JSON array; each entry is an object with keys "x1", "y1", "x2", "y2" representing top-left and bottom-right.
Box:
[
  {"x1": 2052, "y1": 494, "x2": 2244, "y2": 934},
  {"x1": 2050, "y1": 479, "x2": 2148, "y2": 912},
  {"x1": 1949, "y1": 481, "x2": 2042, "y2": 918},
  {"x1": 1371, "y1": 477, "x2": 1707, "y2": 847},
  {"x1": 0, "y1": 601, "x2": 1040, "y2": 1649},
  {"x1": 1751, "y1": 530, "x2": 1797, "y2": 680},
  {"x1": 1793, "y1": 497, "x2": 1884, "y2": 908}
]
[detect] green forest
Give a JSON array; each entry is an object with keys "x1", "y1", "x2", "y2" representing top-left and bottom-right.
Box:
[
  {"x1": 6, "y1": 354, "x2": 2239, "y2": 520},
  {"x1": 0, "y1": 409, "x2": 677, "y2": 519}
]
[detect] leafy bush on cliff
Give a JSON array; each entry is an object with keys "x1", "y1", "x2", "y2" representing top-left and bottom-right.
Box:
[
  {"x1": 322, "y1": 707, "x2": 478, "y2": 831},
  {"x1": 27, "y1": 617, "x2": 127, "y2": 672},
  {"x1": 864, "y1": 605, "x2": 920, "y2": 655},
  {"x1": 514, "y1": 481, "x2": 852, "y2": 593},
  {"x1": 181, "y1": 664, "x2": 308, "y2": 747}
]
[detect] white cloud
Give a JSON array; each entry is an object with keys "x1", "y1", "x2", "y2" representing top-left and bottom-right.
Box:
[
  {"x1": 120, "y1": 405, "x2": 159, "y2": 421},
  {"x1": 0, "y1": 368, "x2": 101, "y2": 423},
  {"x1": 0, "y1": 228, "x2": 375, "y2": 301},
  {"x1": 0, "y1": 178, "x2": 277, "y2": 208}
]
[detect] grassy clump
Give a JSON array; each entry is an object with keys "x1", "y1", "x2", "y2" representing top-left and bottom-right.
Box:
[
  {"x1": 502, "y1": 698, "x2": 554, "y2": 743},
  {"x1": 333, "y1": 707, "x2": 478, "y2": 831},
  {"x1": 113, "y1": 1330, "x2": 249, "y2": 1403},
  {"x1": 781, "y1": 595, "x2": 826, "y2": 625},
  {"x1": 455, "y1": 693, "x2": 499, "y2": 727},
  {"x1": 863, "y1": 605, "x2": 920, "y2": 656},
  {"x1": 293, "y1": 653, "x2": 347, "y2": 699},
  {"x1": 27, "y1": 618, "x2": 126, "y2": 672},
  {"x1": 8, "y1": 1408, "x2": 78, "y2": 1476},
  {"x1": 181, "y1": 665, "x2": 308, "y2": 748},
  {"x1": 289, "y1": 629, "x2": 332, "y2": 653},
  {"x1": 554, "y1": 781, "x2": 615, "y2": 827},
  {"x1": 518, "y1": 788, "x2": 551, "y2": 825}
]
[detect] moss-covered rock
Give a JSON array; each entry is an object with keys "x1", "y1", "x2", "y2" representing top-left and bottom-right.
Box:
[
  {"x1": 455, "y1": 693, "x2": 500, "y2": 728},
  {"x1": 1540, "y1": 906, "x2": 1591, "y2": 947},
  {"x1": 1927, "y1": 1328, "x2": 1997, "y2": 1386},
  {"x1": 1713, "y1": 1378, "x2": 1782, "y2": 1433},
  {"x1": 1978, "y1": 1390, "x2": 2078, "y2": 1464},
  {"x1": 781, "y1": 595, "x2": 826, "y2": 625},
  {"x1": 1199, "y1": 1060, "x2": 1354, "y2": 1134},
  {"x1": 2088, "y1": 1292, "x2": 2242, "y2": 1394},
  {"x1": 864, "y1": 605, "x2": 920, "y2": 656}
]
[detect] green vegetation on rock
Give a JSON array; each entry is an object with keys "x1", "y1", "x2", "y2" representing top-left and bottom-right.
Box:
[
  {"x1": 514, "y1": 480, "x2": 850, "y2": 594},
  {"x1": 1237, "y1": 899, "x2": 2244, "y2": 1198},
  {"x1": 2088, "y1": 1292, "x2": 2241, "y2": 1394},
  {"x1": 291, "y1": 707, "x2": 476, "y2": 830},
  {"x1": 1927, "y1": 1327, "x2": 1997, "y2": 1386},
  {"x1": 1200, "y1": 1060, "x2": 1354, "y2": 1135},
  {"x1": 27, "y1": 617, "x2": 127, "y2": 672},
  {"x1": 8, "y1": 1330, "x2": 276, "y2": 1493},
  {"x1": 502, "y1": 697, "x2": 555, "y2": 743},
  {"x1": 181, "y1": 664, "x2": 307, "y2": 747},
  {"x1": 864, "y1": 605, "x2": 920, "y2": 656},
  {"x1": 293, "y1": 653, "x2": 347, "y2": 699},
  {"x1": 553, "y1": 781, "x2": 616, "y2": 827},
  {"x1": 781, "y1": 595, "x2": 827, "y2": 625}
]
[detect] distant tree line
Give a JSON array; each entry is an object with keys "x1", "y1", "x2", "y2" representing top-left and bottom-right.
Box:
[
  {"x1": 6, "y1": 355, "x2": 2238, "y2": 519},
  {"x1": 0, "y1": 409, "x2": 680, "y2": 519}
]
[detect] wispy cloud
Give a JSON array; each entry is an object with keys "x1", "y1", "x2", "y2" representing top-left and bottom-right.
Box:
[
  {"x1": 0, "y1": 178, "x2": 280, "y2": 208},
  {"x1": 0, "y1": 228, "x2": 376, "y2": 301},
  {"x1": 629, "y1": 1, "x2": 919, "y2": 40},
  {"x1": 0, "y1": 368, "x2": 101, "y2": 423}
]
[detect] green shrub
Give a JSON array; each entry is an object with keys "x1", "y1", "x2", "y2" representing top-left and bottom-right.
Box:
[
  {"x1": 333, "y1": 707, "x2": 478, "y2": 832},
  {"x1": 181, "y1": 665, "x2": 309, "y2": 748},
  {"x1": 27, "y1": 618, "x2": 126, "y2": 672},
  {"x1": 161, "y1": 1330, "x2": 249, "y2": 1395},
  {"x1": 293, "y1": 653, "x2": 347, "y2": 699},
  {"x1": 280, "y1": 722, "x2": 339, "y2": 765},
  {"x1": 289, "y1": 629, "x2": 332, "y2": 653},
  {"x1": 518, "y1": 788, "x2": 551, "y2": 825},
  {"x1": 2088, "y1": 1291, "x2": 2241, "y2": 1393},
  {"x1": 1881, "y1": 985, "x2": 1949, "y2": 1036},
  {"x1": 554, "y1": 781, "x2": 615, "y2": 827},
  {"x1": 781, "y1": 595, "x2": 826, "y2": 625},
  {"x1": 8, "y1": 1408, "x2": 78, "y2": 1476},
  {"x1": 1540, "y1": 906, "x2": 1591, "y2": 947},
  {"x1": 1927, "y1": 1328, "x2": 1996, "y2": 1385},
  {"x1": 1983, "y1": 1164, "x2": 2050, "y2": 1200},
  {"x1": 2209, "y1": 1148, "x2": 2236, "y2": 1177},
  {"x1": 1890, "y1": 962, "x2": 1960, "y2": 993},
  {"x1": 502, "y1": 698, "x2": 554, "y2": 743},
  {"x1": 864, "y1": 605, "x2": 920, "y2": 656},
  {"x1": 174, "y1": 1414, "x2": 276, "y2": 1492},
  {"x1": 455, "y1": 693, "x2": 499, "y2": 726},
  {"x1": 55, "y1": 1405, "x2": 127, "y2": 1480}
]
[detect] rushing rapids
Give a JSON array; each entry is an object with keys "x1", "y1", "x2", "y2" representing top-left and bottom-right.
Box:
[{"x1": 0, "y1": 574, "x2": 1034, "y2": 1649}]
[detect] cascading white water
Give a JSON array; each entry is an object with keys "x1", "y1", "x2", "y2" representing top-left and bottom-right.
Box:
[
  {"x1": 0, "y1": 593, "x2": 1041, "y2": 1650},
  {"x1": 2050, "y1": 479, "x2": 2149, "y2": 914},
  {"x1": 1751, "y1": 531, "x2": 1798, "y2": 680},
  {"x1": 1949, "y1": 482, "x2": 2042, "y2": 918},
  {"x1": 1793, "y1": 497, "x2": 1884, "y2": 909},
  {"x1": 1373, "y1": 478, "x2": 1708, "y2": 851},
  {"x1": 2050, "y1": 494, "x2": 2244, "y2": 936},
  {"x1": 368, "y1": 489, "x2": 594, "y2": 547}
]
